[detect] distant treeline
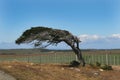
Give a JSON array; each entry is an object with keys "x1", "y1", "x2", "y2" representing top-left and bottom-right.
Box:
[
  {"x1": 0, "y1": 48, "x2": 72, "y2": 55},
  {"x1": 0, "y1": 48, "x2": 120, "y2": 55}
]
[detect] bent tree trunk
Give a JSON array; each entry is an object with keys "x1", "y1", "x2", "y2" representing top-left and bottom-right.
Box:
[
  {"x1": 65, "y1": 40, "x2": 85, "y2": 67},
  {"x1": 72, "y1": 47, "x2": 85, "y2": 67}
]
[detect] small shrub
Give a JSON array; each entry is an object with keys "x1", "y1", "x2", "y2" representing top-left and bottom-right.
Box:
[
  {"x1": 89, "y1": 62, "x2": 112, "y2": 70},
  {"x1": 89, "y1": 63, "x2": 100, "y2": 69},
  {"x1": 100, "y1": 64, "x2": 113, "y2": 70},
  {"x1": 95, "y1": 62, "x2": 101, "y2": 67}
]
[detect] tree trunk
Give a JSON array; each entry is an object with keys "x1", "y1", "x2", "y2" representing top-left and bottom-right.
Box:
[
  {"x1": 72, "y1": 47, "x2": 85, "y2": 67},
  {"x1": 64, "y1": 40, "x2": 85, "y2": 66}
]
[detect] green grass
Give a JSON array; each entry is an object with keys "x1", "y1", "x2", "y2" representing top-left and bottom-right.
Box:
[{"x1": 0, "y1": 49, "x2": 120, "y2": 65}]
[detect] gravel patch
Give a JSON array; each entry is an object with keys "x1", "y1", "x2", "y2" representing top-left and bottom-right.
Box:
[{"x1": 0, "y1": 70, "x2": 16, "y2": 80}]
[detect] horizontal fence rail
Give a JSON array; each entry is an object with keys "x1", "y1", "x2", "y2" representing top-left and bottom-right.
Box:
[{"x1": 0, "y1": 52, "x2": 120, "y2": 65}]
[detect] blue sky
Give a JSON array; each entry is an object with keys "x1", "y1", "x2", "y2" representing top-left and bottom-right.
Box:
[{"x1": 0, "y1": 0, "x2": 120, "y2": 49}]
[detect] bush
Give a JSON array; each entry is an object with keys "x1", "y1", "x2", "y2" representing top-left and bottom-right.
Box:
[
  {"x1": 100, "y1": 64, "x2": 113, "y2": 70},
  {"x1": 89, "y1": 62, "x2": 113, "y2": 70},
  {"x1": 95, "y1": 62, "x2": 101, "y2": 67},
  {"x1": 89, "y1": 62, "x2": 101, "y2": 68}
]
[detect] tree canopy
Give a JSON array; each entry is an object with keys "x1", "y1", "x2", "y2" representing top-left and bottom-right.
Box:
[{"x1": 16, "y1": 26, "x2": 80, "y2": 48}]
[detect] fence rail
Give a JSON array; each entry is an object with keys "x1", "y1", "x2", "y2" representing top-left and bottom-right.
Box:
[{"x1": 0, "y1": 52, "x2": 120, "y2": 65}]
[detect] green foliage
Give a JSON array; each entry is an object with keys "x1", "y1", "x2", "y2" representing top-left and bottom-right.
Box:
[
  {"x1": 89, "y1": 62, "x2": 112, "y2": 70},
  {"x1": 95, "y1": 62, "x2": 101, "y2": 67},
  {"x1": 89, "y1": 62, "x2": 101, "y2": 68},
  {"x1": 16, "y1": 27, "x2": 53, "y2": 44},
  {"x1": 89, "y1": 63, "x2": 95, "y2": 68},
  {"x1": 23, "y1": 27, "x2": 52, "y2": 36},
  {"x1": 15, "y1": 26, "x2": 73, "y2": 48},
  {"x1": 100, "y1": 64, "x2": 113, "y2": 70}
]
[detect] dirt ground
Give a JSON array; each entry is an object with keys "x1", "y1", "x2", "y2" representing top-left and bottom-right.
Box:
[
  {"x1": 0, "y1": 61, "x2": 120, "y2": 80},
  {"x1": 0, "y1": 70, "x2": 16, "y2": 80}
]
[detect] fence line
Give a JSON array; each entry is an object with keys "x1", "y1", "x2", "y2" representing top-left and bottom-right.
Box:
[
  {"x1": 0, "y1": 52, "x2": 120, "y2": 65},
  {"x1": 83, "y1": 53, "x2": 120, "y2": 65}
]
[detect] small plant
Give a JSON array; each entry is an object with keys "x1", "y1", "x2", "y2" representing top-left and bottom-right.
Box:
[
  {"x1": 100, "y1": 64, "x2": 113, "y2": 70},
  {"x1": 95, "y1": 62, "x2": 101, "y2": 67},
  {"x1": 89, "y1": 62, "x2": 113, "y2": 70},
  {"x1": 89, "y1": 62, "x2": 101, "y2": 68}
]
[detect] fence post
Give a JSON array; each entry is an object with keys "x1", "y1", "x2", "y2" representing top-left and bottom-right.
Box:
[
  {"x1": 106, "y1": 53, "x2": 109, "y2": 65},
  {"x1": 27, "y1": 55, "x2": 30, "y2": 63},
  {"x1": 88, "y1": 55, "x2": 91, "y2": 64},
  {"x1": 55, "y1": 52, "x2": 57, "y2": 63},
  {"x1": 113, "y1": 56, "x2": 116, "y2": 65},
  {"x1": 75, "y1": 54, "x2": 78, "y2": 61},
  {"x1": 39, "y1": 55, "x2": 41, "y2": 64}
]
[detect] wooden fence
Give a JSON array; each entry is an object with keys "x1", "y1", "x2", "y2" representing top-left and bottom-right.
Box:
[
  {"x1": 83, "y1": 53, "x2": 120, "y2": 65},
  {"x1": 0, "y1": 52, "x2": 120, "y2": 65}
]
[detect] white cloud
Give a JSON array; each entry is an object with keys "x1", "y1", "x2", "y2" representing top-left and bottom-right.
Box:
[
  {"x1": 78, "y1": 34, "x2": 101, "y2": 42},
  {"x1": 110, "y1": 34, "x2": 120, "y2": 39},
  {"x1": 78, "y1": 34, "x2": 120, "y2": 49},
  {"x1": 79, "y1": 34, "x2": 120, "y2": 42}
]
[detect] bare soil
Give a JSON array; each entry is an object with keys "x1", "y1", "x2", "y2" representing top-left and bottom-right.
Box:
[
  {"x1": 0, "y1": 61, "x2": 120, "y2": 80},
  {"x1": 0, "y1": 70, "x2": 16, "y2": 80}
]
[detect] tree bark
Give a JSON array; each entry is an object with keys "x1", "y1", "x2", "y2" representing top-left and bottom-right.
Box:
[
  {"x1": 64, "y1": 40, "x2": 85, "y2": 67},
  {"x1": 72, "y1": 46, "x2": 85, "y2": 67}
]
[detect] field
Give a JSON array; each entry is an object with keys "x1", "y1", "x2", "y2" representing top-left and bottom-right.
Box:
[
  {"x1": 0, "y1": 61, "x2": 120, "y2": 80},
  {"x1": 0, "y1": 49, "x2": 120, "y2": 80},
  {"x1": 0, "y1": 49, "x2": 120, "y2": 65}
]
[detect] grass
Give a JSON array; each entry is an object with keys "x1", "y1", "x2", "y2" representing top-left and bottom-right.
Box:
[
  {"x1": 0, "y1": 49, "x2": 120, "y2": 80},
  {"x1": 0, "y1": 52, "x2": 76, "y2": 64},
  {"x1": 0, "y1": 61, "x2": 94, "y2": 80},
  {"x1": 0, "y1": 61, "x2": 120, "y2": 80},
  {"x1": 0, "y1": 49, "x2": 120, "y2": 65}
]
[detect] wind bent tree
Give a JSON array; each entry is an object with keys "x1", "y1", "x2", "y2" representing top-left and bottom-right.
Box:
[{"x1": 15, "y1": 26, "x2": 85, "y2": 66}]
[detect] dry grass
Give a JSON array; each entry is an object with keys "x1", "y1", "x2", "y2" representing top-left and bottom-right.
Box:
[{"x1": 0, "y1": 61, "x2": 120, "y2": 80}]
